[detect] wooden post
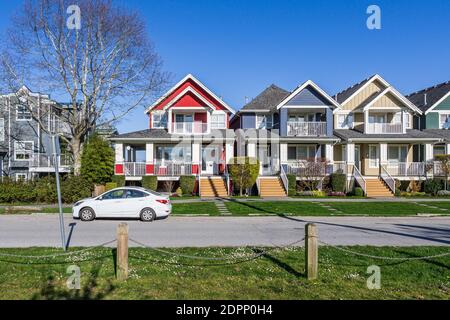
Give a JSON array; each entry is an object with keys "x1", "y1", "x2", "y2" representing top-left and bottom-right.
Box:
[
  {"x1": 116, "y1": 223, "x2": 129, "y2": 281},
  {"x1": 305, "y1": 223, "x2": 318, "y2": 280}
]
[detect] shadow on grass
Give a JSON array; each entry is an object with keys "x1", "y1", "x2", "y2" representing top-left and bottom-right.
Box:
[
  {"x1": 225, "y1": 198, "x2": 275, "y2": 214},
  {"x1": 31, "y1": 250, "x2": 116, "y2": 300},
  {"x1": 252, "y1": 248, "x2": 304, "y2": 278}
]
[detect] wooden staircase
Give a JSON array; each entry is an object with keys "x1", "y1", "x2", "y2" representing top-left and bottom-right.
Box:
[
  {"x1": 200, "y1": 177, "x2": 228, "y2": 198},
  {"x1": 259, "y1": 177, "x2": 287, "y2": 197},
  {"x1": 365, "y1": 178, "x2": 394, "y2": 197}
]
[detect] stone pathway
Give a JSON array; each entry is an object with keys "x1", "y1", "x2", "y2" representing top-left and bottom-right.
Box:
[
  {"x1": 214, "y1": 200, "x2": 231, "y2": 215},
  {"x1": 413, "y1": 202, "x2": 449, "y2": 212},
  {"x1": 315, "y1": 202, "x2": 344, "y2": 214}
]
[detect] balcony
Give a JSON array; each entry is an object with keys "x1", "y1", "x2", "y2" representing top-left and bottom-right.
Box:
[
  {"x1": 366, "y1": 123, "x2": 403, "y2": 134},
  {"x1": 124, "y1": 162, "x2": 146, "y2": 176},
  {"x1": 173, "y1": 122, "x2": 208, "y2": 134},
  {"x1": 287, "y1": 121, "x2": 327, "y2": 136},
  {"x1": 384, "y1": 162, "x2": 425, "y2": 176},
  {"x1": 154, "y1": 161, "x2": 193, "y2": 176},
  {"x1": 29, "y1": 154, "x2": 72, "y2": 172}
]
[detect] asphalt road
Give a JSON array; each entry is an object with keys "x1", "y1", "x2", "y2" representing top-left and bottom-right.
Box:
[{"x1": 0, "y1": 214, "x2": 449, "y2": 248}]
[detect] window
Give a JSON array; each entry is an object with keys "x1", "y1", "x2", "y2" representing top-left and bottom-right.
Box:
[
  {"x1": 152, "y1": 112, "x2": 167, "y2": 128},
  {"x1": 17, "y1": 105, "x2": 32, "y2": 121},
  {"x1": 369, "y1": 145, "x2": 379, "y2": 168},
  {"x1": 287, "y1": 145, "x2": 316, "y2": 161},
  {"x1": 288, "y1": 114, "x2": 315, "y2": 123},
  {"x1": 337, "y1": 114, "x2": 353, "y2": 129},
  {"x1": 102, "y1": 189, "x2": 125, "y2": 200},
  {"x1": 211, "y1": 113, "x2": 226, "y2": 129},
  {"x1": 123, "y1": 189, "x2": 146, "y2": 198},
  {"x1": 256, "y1": 114, "x2": 273, "y2": 129},
  {"x1": 369, "y1": 114, "x2": 386, "y2": 124},
  {"x1": 14, "y1": 141, "x2": 33, "y2": 160},
  {"x1": 404, "y1": 112, "x2": 411, "y2": 129},
  {"x1": 15, "y1": 173, "x2": 27, "y2": 181},
  {"x1": 393, "y1": 112, "x2": 402, "y2": 124},
  {"x1": 434, "y1": 145, "x2": 446, "y2": 157},
  {"x1": 155, "y1": 145, "x2": 191, "y2": 162},
  {"x1": 388, "y1": 145, "x2": 408, "y2": 165},
  {"x1": 440, "y1": 114, "x2": 450, "y2": 129},
  {"x1": 0, "y1": 118, "x2": 4, "y2": 142}
]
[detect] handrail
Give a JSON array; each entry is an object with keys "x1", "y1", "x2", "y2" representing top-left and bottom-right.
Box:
[
  {"x1": 224, "y1": 164, "x2": 231, "y2": 196},
  {"x1": 380, "y1": 165, "x2": 396, "y2": 193},
  {"x1": 353, "y1": 165, "x2": 367, "y2": 195},
  {"x1": 280, "y1": 164, "x2": 288, "y2": 194}
]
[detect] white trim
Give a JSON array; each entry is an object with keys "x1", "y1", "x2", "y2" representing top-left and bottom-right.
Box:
[
  {"x1": 275, "y1": 80, "x2": 341, "y2": 110},
  {"x1": 362, "y1": 87, "x2": 422, "y2": 114},
  {"x1": 239, "y1": 109, "x2": 271, "y2": 113},
  {"x1": 16, "y1": 104, "x2": 32, "y2": 121},
  {"x1": 14, "y1": 141, "x2": 34, "y2": 161},
  {"x1": 424, "y1": 91, "x2": 450, "y2": 115},
  {"x1": 339, "y1": 74, "x2": 391, "y2": 106},
  {"x1": 151, "y1": 111, "x2": 168, "y2": 129},
  {"x1": 145, "y1": 74, "x2": 235, "y2": 114},
  {"x1": 0, "y1": 118, "x2": 4, "y2": 142}
]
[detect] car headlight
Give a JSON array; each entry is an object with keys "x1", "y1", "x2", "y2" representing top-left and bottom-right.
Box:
[{"x1": 74, "y1": 201, "x2": 84, "y2": 207}]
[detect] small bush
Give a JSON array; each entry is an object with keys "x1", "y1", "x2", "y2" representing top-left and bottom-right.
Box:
[
  {"x1": 287, "y1": 174, "x2": 297, "y2": 196},
  {"x1": 394, "y1": 188, "x2": 401, "y2": 197},
  {"x1": 312, "y1": 190, "x2": 326, "y2": 197},
  {"x1": 142, "y1": 176, "x2": 158, "y2": 191},
  {"x1": 354, "y1": 187, "x2": 364, "y2": 197},
  {"x1": 175, "y1": 187, "x2": 183, "y2": 197},
  {"x1": 424, "y1": 179, "x2": 443, "y2": 196},
  {"x1": 437, "y1": 190, "x2": 450, "y2": 196},
  {"x1": 111, "y1": 175, "x2": 125, "y2": 187},
  {"x1": 35, "y1": 176, "x2": 57, "y2": 203},
  {"x1": 330, "y1": 173, "x2": 346, "y2": 192},
  {"x1": 105, "y1": 182, "x2": 117, "y2": 191},
  {"x1": 296, "y1": 191, "x2": 314, "y2": 197},
  {"x1": 179, "y1": 176, "x2": 196, "y2": 195},
  {"x1": 61, "y1": 176, "x2": 93, "y2": 203}
]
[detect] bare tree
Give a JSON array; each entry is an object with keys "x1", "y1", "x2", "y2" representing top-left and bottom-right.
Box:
[{"x1": 0, "y1": 0, "x2": 169, "y2": 174}]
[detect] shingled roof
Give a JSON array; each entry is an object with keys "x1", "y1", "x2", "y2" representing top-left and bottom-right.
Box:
[
  {"x1": 406, "y1": 81, "x2": 450, "y2": 113},
  {"x1": 240, "y1": 84, "x2": 289, "y2": 112},
  {"x1": 335, "y1": 75, "x2": 376, "y2": 104}
]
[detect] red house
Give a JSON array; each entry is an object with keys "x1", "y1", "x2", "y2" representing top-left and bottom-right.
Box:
[{"x1": 111, "y1": 74, "x2": 236, "y2": 196}]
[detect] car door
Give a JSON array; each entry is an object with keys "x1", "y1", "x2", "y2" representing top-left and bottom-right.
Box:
[
  {"x1": 95, "y1": 189, "x2": 126, "y2": 217},
  {"x1": 121, "y1": 189, "x2": 149, "y2": 217}
]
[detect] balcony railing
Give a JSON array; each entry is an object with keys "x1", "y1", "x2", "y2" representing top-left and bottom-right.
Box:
[
  {"x1": 283, "y1": 161, "x2": 334, "y2": 176},
  {"x1": 385, "y1": 162, "x2": 425, "y2": 176},
  {"x1": 287, "y1": 121, "x2": 327, "y2": 136},
  {"x1": 154, "y1": 160, "x2": 193, "y2": 176},
  {"x1": 366, "y1": 123, "x2": 403, "y2": 134},
  {"x1": 29, "y1": 154, "x2": 73, "y2": 168},
  {"x1": 173, "y1": 122, "x2": 208, "y2": 134},
  {"x1": 124, "y1": 162, "x2": 146, "y2": 176}
]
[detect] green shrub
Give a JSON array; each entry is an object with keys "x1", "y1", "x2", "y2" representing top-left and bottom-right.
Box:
[
  {"x1": 142, "y1": 176, "x2": 158, "y2": 191},
  {"x1": 0, "y1": 178, "x2": 36, "y2": 203},
  {"x1": 61, "y1": 175, "x2": 93, "y2": 203},
  {"x1": 111, "y1": 175, "x2": 125, "y2": 187},
  {"x1": 179, "y1": 176, "x2": 196, "y2": 195},
  {"x1": 228, "y1": 157, "x2": 260, "y2": 196},
  {"x1": 175, "y1": 187, "x2": 183, "y2": 197},
  {"x1": 287, "y1": 174, "x2": 297, "y2": 196},
  {"x1": 394, "y1": 188, "x2": 401, "y2": 197},
  {"x1": 330, "y1": 173, "x2": 346, "y2": 192},
  {"x1": 35, "y1": 176, "x2": 57, "y2": 203},
  {"x1": 80, "y1": 134, "x2": 115, "y2": 184},
  {"x1": 354, "y1": 187, "x2": 364, "y2": 197},
  {"x1": 424, "y1": 179, "x2": 443, "y2": 196},
  {"x1": 105, "y1": 182, "x2": 117, "y2": 191},
  {"x1": 312, "y1": 190, "x2": 326, "y2": 197}
]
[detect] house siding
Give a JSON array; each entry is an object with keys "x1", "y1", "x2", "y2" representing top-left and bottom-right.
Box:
[
  {"x1": 285, "y1": 85, "x2": 331, "y2": 106},
  {"x1": 241, "y1": 113, "x2": 256, "y2": 129},
  {"x1": 425, "y1": 112, "x2": 440, "y2": 129}
]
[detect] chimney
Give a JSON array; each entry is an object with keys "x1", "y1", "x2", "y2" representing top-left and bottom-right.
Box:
[
  {"x1": 424, "y1": 93, "x2": 427, "y2": 105},
  {"x1": 245, "y1": 96, "x2": 249, "y2": 104}
]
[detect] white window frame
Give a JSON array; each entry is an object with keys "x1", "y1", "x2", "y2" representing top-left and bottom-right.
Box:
[
  {"x1": 14, "y1": 141, "x2": 34, "y2": 161},
  {"x1": 287, "y1": 144, "x2": 317, "y2": 161},
  {"x1": 368, "y1": 144, "x2": 380, "y2": 168},
  {"x1": 403, "y1": 112, "x2": 411, "y2": 129},
  {"x1": 337, "y1": 113, "x2": 353, "y2": 129},
  {"x1": 0, "y1": 118, "x2": 4, "y2": 142},
  {"x1": 433, "y1": 145, "x2": 446, "y2": 157},
  {"x1": 439, "y1": 113, "x2": 450, "y2": 129},
  {"x1": 15, "y1": 173, "x2": 28, "y2": 181},
  {"x1": 16, "y1": 104, "x2": 32, "y2": 121},
  {"x1": 387, "y1": 145, "x2": 408, "y2": 166},
  {"x1": 211, "y1": 113, "x2": 226, "y2": 129},
  {"x1": 255, "y1": 114, "x2": 273, "y2": 129},
  {"x1": 152, "y1": 112, "x2": 167, "y2": 129}
]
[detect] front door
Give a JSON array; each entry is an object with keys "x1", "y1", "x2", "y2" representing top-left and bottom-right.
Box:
[
  {"x1": 354, "y1": 145, "x2": 361, "y2": 170},
  {"x1": 259, "y1": 144, "x2": 271, "y2": 175},
  {"x1": 202, "y1": 146, "x2": 217, "y2": 175}
]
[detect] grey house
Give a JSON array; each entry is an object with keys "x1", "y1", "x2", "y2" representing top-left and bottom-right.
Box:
[{"x1": 0, "y1": 86, "x2": 72, "y2": 180}]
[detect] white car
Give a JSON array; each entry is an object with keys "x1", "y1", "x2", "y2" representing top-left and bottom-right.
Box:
[{"x1": 72, "y1": 187, "x2": 171, "y2": 222}]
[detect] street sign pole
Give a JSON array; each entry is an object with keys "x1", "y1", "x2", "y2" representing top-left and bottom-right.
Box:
[{"x1": 52, "y1": 135, "x2": 66, "y2": 251}]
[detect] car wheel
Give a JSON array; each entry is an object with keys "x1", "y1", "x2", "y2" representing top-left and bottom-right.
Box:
[
  {"x1": 140, "y1": 208, "x2": 156, "y2": 222},
  {"x1": 80, "y1": 207, "x2": 95, "y2": 222}
]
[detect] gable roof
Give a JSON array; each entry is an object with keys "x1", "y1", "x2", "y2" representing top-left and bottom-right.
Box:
[
  {"x1": 406, "y1": 81, "x2": 450, "y2": 114},
  {"x1": 240, "y1": 84, "x2": 289, "y2": 112},
  {"x1": 335, "y1": 74, "x2": 391, "y2": 105},
  {"x1": 276, "y1": 80, "x2": 341, "y2": 110},
  {"x1": 145, "y1": 74, "x2": 235, "y2": 114}
]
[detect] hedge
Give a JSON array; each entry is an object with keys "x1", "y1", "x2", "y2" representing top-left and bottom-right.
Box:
[
  {"x1": 330, "y1": 173, "x2": 346, "y2": 192},
  {"x1": 142, "y1": 176, "x2": 158, "y2": 191},
  {"x1": 424, "y1": 179, "x2": 443, "y2": 196},
  {"x1": 179, "y1": 176, "x2": 196, "y2": 195},
  {"x1": 105, "y1": 182, "x2": 117, "y2": 191},
  {"x1": 287, "y1": 174, "x2": 297, "y2": 196},
  {"x1": 111, "y1": 175, "x2": 125, "y2": 187}
]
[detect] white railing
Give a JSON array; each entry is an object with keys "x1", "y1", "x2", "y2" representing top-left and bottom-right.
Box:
[
  {"x1": 154, "y1": 160, "x2": 193, "y2": 176},
  {"x1": 380, "y1": 165, "x2": 396, "y2": 193},
  {"x1": 173, "y1": 122, "x2": 208, "y2": 134},
  {"x1": 124, "y1": 162, "x2": 146, "y2": 176},
  {"x1": 353, "y1": 165, "x2": 366, "y2": 195},
  {"x1": 366, "y1": 123, "x2": 403, "y2": 134},
  {"x1": 30, "y1": 154, "x2": 73, "y2": 168},
  {"x1": 287, "y1": 121, "x2": 327, "y2": 136},
  {"x1": 284, "y1": 161, "x2": 329, "y2": 176},
  {"x1": 332, "y1": 161, "x2": 347, "y2": 175},
  {"x1": 225, "y1": 164, "x2": 231, "y2": 196},
  {"x1": 280, "y1": 165, "x2": 288, "y2": 194},
  {"x1": 386, "y1": 162, "x2": 425, "y2": 176}
]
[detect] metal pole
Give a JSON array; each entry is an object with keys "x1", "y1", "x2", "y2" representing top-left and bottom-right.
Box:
[{"x1": 53, "y1": 136, "x2": 66, "y2": 251}]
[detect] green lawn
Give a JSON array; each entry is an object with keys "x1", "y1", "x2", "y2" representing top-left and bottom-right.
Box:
[
  {"x1": 0, "y1": 207, "x2": 72, "y2": 215},
  {"x1": 172, "y1": 202, "x2": 220, "y2": 215},
  {"x1": 0, "y1": 246, "x2": 448, "y2": 299},
  {"x1": 222, "y1": 201, "x2": 450, "y2": 216}
]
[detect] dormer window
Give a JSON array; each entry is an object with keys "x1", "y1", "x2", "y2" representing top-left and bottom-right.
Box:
[
  {"x1": 256, "y1": 114, "x2": 273, "y2": 129},
  {"x1": 152, "y1": 112, "x2": 167, "y2": 128},
  {"x1": 17, "y1": 104, "x2": 32, "y2": 121}
]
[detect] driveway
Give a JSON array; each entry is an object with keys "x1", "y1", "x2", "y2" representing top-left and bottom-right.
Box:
[{"x1": 0, "y1": 215, "x2": 449, "y2": 248}]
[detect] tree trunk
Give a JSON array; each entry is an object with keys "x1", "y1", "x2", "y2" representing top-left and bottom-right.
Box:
[{"x1": 71, "y1": 138, "x2": 83, "y2": 176}]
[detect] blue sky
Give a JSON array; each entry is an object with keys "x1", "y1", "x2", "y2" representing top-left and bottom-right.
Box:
[{"x1": 1, "y1": 0, "x2": 449, "y2": 133}]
